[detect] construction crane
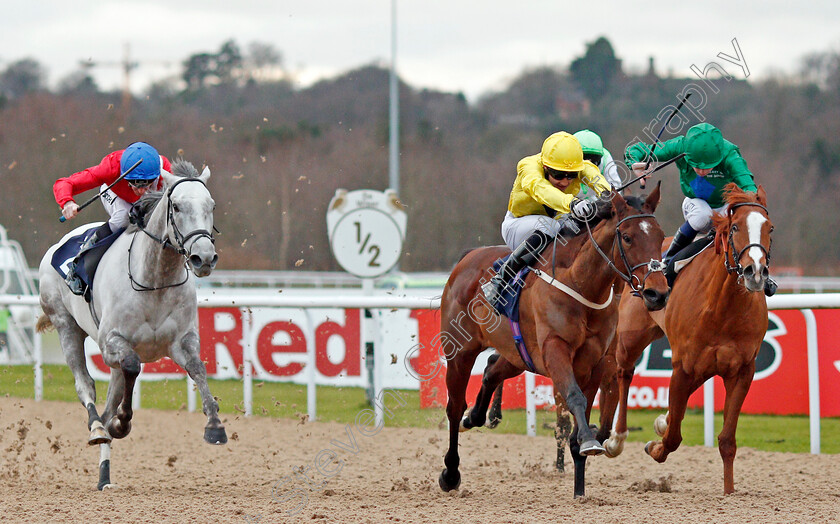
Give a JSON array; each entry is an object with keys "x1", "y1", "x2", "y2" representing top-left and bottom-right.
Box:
[{"x1": 79, "y1": 43, "x2": 171, "y2": 111}]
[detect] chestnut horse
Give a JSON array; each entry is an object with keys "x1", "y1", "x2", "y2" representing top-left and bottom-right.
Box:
[
  {"x1": 438, "y1": 188, "x2": 669, "y2": 498},
  {"x1": 604, "y1": 184, "x2": 772, "y2": 495}
]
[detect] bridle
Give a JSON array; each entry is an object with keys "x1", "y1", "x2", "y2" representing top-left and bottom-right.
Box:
[
  {"x1": 129, "y1": 177, "x2": 216, "y2": 291},
  {"x1": 584, "y1": 212, "x2": 665, "y2": 295},
  {"x1": 723, "y1": 202, "x2": 772, "y2": 278}
]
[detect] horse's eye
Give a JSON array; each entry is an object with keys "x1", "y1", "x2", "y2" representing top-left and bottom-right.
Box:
[
  {"x1": 731, "y1": 225, "x2": 738, "y2": 232},
  {"x1": 172, "y1": 204, "x2": 180, "y2": 213},
  {"x1": 769, "y1": 226, "x2": 775, "y2": 234},
  {"x1": 622, "y1": 234, "x2": 631, "y2": 244}
]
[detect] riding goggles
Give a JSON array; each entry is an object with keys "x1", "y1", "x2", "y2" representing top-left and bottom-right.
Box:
[
  {"x1": 583, "y1": 153, "x2": 603, "y2": 165},
  {"x1": 545, "y1": 167, "x2": 579, "y2": 181},
  {"x1": 128, "y1": 178, "x2": 156, "y2": 189}
]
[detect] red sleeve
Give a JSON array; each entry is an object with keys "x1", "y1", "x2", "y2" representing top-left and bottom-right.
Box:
[
  {"x1": 161, "y1": 156, "x2": 172, "y2": 173},
  {"x1": 53, "y1": 151, "x2": 123, "y2": 207}
]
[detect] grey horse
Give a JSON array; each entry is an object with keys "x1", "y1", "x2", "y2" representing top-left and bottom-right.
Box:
[{"x1": 37, "y1": 159, "x2": 224, "y2": 489}]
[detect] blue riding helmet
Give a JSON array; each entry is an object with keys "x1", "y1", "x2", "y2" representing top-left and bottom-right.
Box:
[{"x1": 121, "y1": 142, "x2": 161, "y2": 180}]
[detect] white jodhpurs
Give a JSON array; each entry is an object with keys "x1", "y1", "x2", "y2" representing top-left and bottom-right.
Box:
[
  {"x1": 501, "y1": 212, "x2": 566, "y2": 250},
  {"x1": 682, "y1": 197, "x2": 728, "y2": 234},
  {"x1": 99, "y1": 184, "x2": 133, "y2": 231}
]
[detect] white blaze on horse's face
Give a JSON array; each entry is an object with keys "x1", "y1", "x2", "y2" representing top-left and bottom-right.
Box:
[
  {"x1": 639, "y1": 220, "x2": 652, "y2": 235},
  {"x1": 746, "y1": 211, "x2": 767, "y2": 281}
]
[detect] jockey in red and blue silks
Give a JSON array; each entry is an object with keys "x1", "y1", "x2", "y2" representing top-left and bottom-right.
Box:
[
  {"x1": 54, "y1": 142, "x2": 171, "y2": 294},
  {"x1": 624, "y1": 123, "x2": 775, "y2": 296}
]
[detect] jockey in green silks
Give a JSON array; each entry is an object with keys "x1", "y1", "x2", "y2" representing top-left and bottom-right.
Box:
[{"x1": 624, "y1": 122, "x2": 776, "y2": 296}]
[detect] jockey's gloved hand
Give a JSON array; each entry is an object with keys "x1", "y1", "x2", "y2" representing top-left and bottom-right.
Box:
[{"x1": 570, "y1": 198, "x2": 595, "y2": 222}]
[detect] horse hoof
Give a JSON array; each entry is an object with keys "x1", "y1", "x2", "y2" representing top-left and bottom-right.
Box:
[
  {"x1": 106, "y1": 418, "x2": 131, "y2": 439},
  {"x1": 654, "y1": 413, "x2": 668, "y2": 437},
  {"x1": 438, "y1": 469, "x2": 461, "y2": 492},
  {"x1": 204, "y1": 426, "x2": 228, "y2": 445},
  {"x1": 459, "y1": 414, "x2": 471, "y2": 433},
  {"x1": 485, "y1": 417, "x2": 501, "y2": 429},
  {"x1": 88, "y1": 425, "x2": 112, "y2": 446},
  {"x1": 98, "y1": 483, "x2": 117, "y2": 491},
  {"x1": 603, "y1": 438, "x2": 624, "y2": 458},
  {"x1": 580, "y1": 439, "x2": 605, "y2": 456},
  {"x1": 644, "y1": 441, "x2": 655, "y2": 456}
]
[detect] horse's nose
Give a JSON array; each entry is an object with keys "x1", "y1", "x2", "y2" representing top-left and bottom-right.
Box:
[
  {"x1": 189, "y1": 253, "x2": 218, "y2": 277},
  {"x1": 743, "y1": 264, "x2": 755, "y2": 281},
  {"x1": 642, "y1": 288, "x2": 669, "y2": 311}
]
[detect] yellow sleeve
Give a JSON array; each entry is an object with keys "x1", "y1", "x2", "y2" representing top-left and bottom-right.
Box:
[
  {"x1": 516, "y1": 155, "x2": 576, "y2": 214},
  {"x1": 579, "y1": 162, "x2": 612, "y2": 195}
]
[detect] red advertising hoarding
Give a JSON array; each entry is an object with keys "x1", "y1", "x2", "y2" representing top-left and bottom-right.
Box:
[
  {"x1": 414, "y1": 309, "x2": 840, "y2": 416},
  {"x1": 83, "y1": 306, "x2": 840, "y2": 416}
]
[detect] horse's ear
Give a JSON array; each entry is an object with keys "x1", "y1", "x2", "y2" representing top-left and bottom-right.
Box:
[
  {"x1": 644, "y1": 181, "x2": 662, "y2": 213},
  {"x1": 199, "y1": 165, "x2": 211, "y2": 184},
  {"x1": 610, "y1": 191, "x2": 628, "y2": 216},
  {"x1": 756, "y1": 185, "x2": 767, "y2": 206},
  {"x1": 160, "y1": 169, "x2": 178, "y2": 188}
]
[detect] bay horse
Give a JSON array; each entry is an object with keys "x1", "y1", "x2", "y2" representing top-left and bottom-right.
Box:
[
  {"x1": 438, "y1": 188, "x2": 669, "y2": 498},
  {"x1": 604, "y1": 183, "x2": 772, "y2": 495},
  {"x1": 36, "y1": 160, "x2": 224, "y2": 490},
  {"x1": 483, "y1": 333, "x2": 621, "y2": 473}
]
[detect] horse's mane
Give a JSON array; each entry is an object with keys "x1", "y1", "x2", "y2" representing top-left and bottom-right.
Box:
[
  {"x1": 711, "y1": 183, "x2": 767, "y2": 254},
  {"x1": 710, "y1": 183, "x2": 759, "y2": 233},
  {"x1": 563, "y1": 192, "x2": 646, "y2": 235},
  {"x1": 126, "y1": 159, "x2": 200, "y2": 233}
]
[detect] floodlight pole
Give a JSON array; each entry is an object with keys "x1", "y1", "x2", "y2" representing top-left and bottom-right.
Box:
[{"x1": 389, "y1": 0, "x2": 400, "y2": 196}]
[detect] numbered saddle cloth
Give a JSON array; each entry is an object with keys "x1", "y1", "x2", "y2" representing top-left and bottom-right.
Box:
[{"x1": 51, "y1": 225, "x2": 124, "y2": 299}]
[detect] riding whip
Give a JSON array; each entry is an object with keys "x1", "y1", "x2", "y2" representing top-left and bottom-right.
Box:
[
  {"x1": 616, "y1": 153, "x2": 686, "y2": 192},
  {"x1": 58, "y1": 159, "x2": 143, "y2": 222},
  {"x1": 639, "y1": 92, "x2": 692, "y2": 188}
]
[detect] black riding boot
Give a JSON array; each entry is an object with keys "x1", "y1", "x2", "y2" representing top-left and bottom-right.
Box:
[
  {"x1": 482, "y1": 230, "x2": 551, "y2": 308},
  {"x1": 662, "y1": 224, "x2": 697, "y2": 266},
  {"x1": 64, "y1": 223, "x2": 112, "y2": 295}
]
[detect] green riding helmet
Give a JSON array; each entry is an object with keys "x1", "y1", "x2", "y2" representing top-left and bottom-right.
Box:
[
  {"x1": 573, "y1": 129, "x2": 604, "y2": 156},
  {"x1": 684, "y1": 123, "x2": 724, "y2": 169}
]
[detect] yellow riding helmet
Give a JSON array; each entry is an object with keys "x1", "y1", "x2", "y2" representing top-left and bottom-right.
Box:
[{"x1": 541, "y1": 132, "x2": 584, "y2": 172}]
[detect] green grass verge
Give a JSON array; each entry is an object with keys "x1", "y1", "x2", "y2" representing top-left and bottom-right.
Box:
[{"x1": 2, "y1": 364, "x2": 838, "y2": 454}]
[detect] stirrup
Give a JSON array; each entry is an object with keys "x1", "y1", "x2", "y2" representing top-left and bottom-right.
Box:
[
  {"x1": 64, "y1": 262, "x2": 85, "y2": 296},
  {"x1": 482, "y1": 275, "x2": 504, "y2": 306},
  {"x1": 65, "y1": 274, "x2": 85, "y2": 296}
]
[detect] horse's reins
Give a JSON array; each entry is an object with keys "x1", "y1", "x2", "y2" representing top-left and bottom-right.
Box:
[
  {"x1": 584, "y1": 212, "x2": 665, "y2": 296},
  {"x1": 129, "y1": 177, "x2": 216, "y2": 292},
  {"x1": 536, "y1": 210, "x2": 663, "y2": 307},
  {"x1": 723, "y1": 202, "x2": 772, "y2": 278}
]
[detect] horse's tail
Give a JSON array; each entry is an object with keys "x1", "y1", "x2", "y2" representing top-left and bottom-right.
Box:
[{"x1": 35, "y1": 315, "x2": 54, "y2": 333}]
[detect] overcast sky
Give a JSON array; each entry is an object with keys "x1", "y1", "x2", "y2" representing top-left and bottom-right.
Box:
[{"x1": 2, "y1": 1, "x2": 838, "y2": 101}]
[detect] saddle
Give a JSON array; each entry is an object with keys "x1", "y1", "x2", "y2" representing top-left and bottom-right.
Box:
[
  {"x1": 51, "y1": 225, "x2": 124, "y2": 302},
  {"x1": 489, "y1": 256, "x2": 537, "y2": 372},
  {"x1": 664, "y1": 234, "x2": 714, "y2": 287}
]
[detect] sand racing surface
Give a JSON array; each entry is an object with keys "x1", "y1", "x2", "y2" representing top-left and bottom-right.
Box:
[{"x1": 1, "y1": 397, "x2": 839, "y2": 523}]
